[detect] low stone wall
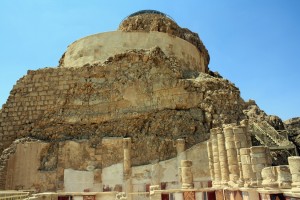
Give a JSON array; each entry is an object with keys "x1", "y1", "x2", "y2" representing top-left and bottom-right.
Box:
[{"x1": 4, "y1": 138, "x2": 210, "y2": 193}]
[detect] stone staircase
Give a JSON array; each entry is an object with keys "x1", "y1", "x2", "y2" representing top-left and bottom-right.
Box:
[{"x1": 251, "y1": 121, "x2": 294, "y2": 148}]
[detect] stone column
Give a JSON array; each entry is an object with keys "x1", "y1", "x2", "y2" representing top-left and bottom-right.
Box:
[
  {"x1": 240, "y1": 148, "x2": 256, "y2": 187},
  {"x1": 211, "y1": 128, "x2": 221, "y2": 186},
  {"x1": 217, "y1": 128, "x2": 229, "y2": 185},
  {"x1": 233, "y1": 125, "x2": 251, "y2": 186},
  {"x1": 240, "y1": 119, "x2": 251, "y2": 147},
  {"x1": 123, "y1": 138, "x2": 132, "y2": 199},
  {"x1": 181, "y1": 160, "x2": 193, "y2": 189},
  {"x1": 250, "y1": 146, "x2": 270, "y2": 187},
  {"x1": 276, "y1": 165, "x2": 292, "y2": 189},
  {"x1": 224, "y1": 126, "x2": 239, "y2": 186},
  {"x1": 176, "y1": 139, "x2": 186, "y2": 187},
  {"x1": 207, "y1": 141, "x2": 215, "y2": 183},
  {"x1": 288, "y1": 156, "x2": 300, "y2": 192},
  {"x1": 176, "y1": 139, "x2": 186, "y2": 156}
]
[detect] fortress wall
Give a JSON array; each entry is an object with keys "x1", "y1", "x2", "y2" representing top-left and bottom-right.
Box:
[{"x1": 0, "y1": 67, "x2": 73, "y2": 152}]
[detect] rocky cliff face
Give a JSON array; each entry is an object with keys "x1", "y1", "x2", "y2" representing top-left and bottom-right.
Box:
[
  {"x1": 285, "y1": 117, "x2": 300, "y2": 130},
  {"x1": 243, "y1": 100, "x2": 285, "y2": 130}
]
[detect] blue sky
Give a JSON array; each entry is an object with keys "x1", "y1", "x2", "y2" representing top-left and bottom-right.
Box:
[{"x1": 0, "y1": 0, "x2": 299, "y2": 121}]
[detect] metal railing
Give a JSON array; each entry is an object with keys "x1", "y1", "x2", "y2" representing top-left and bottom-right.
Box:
[{"x1": 251, "y1": 122, "x2": 293, "y2": 147}]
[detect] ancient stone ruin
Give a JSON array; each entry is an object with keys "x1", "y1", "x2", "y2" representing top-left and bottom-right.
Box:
[{"x1": 0, "y1": 10, "x2": 299, "y2": 200}]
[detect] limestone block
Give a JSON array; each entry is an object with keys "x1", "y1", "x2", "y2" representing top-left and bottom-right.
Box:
[
  {"x1": 224, "y1": 136, "x2": 235, "y2": 142},
  {"x1": 228, "y1": 156, "x2": 238, "y2": 164},
  {"x1": 227, "y1": 149, "x2": 238, "y2": 156},
  {"x1": 240, "y1": 141, "x2": 248, "y2": 148},
  {"x1": 234, "y1": 134, "x2": 246, "y2": 141},
  {"x1": 252, "y1": 164, "x2": 266, "y2": 172},
  {"x1": 250, "y1": 146, "x2": 266, "y2": 154},
  {"x1": 213, "y1": 155, "x2": 220, "y2": 162},
  {"x1": 241, "y1": 155, "x2": 251, "y2": 165},
  {"x1": 225, "y1": 141, "x2": 236, "y2": 150},
  {"x1": 234, "y1": 141, "x2": 241, "y2": 148},
  {"x1": 219, "y1": 155, "x2": 228, "y2": 162},
  {"x1": 212, "y1": 145, "x2": 219, "y2": 152},
  {"x1": 251, "y1": 153, "x2": 267, "y2": 158},
  {"x1": 229, "y1": 165, "x2": 239, "y2": 173},
  {"x1": 223, "y1": 127, "x2": 234, "y2": 138},
  {"x1": 276, "y1": 165, "x2": 292, "y2": 189},
  {"x1": 217, "y1": 137, "x2": 225, "y2": 143},
  {"x1": 261, "y1": 166, "x2": 278, "y2": 188},
  {"x1": 221, "y1": 170, "x2": 230, "y2": 178},
  {"x1": 288, "y1": 156, "x2": 300, "y2": 174},
  {"x1": 290, "y1": 166, "x2": 300, "y2": 190},
  {"x1": 242, "y1": 164, "x2": 255, "y2": 179},
  {"x1": 220, "y1": 162, "x2": 229, "y2": 169},
  {"x1": 233, "y1": 126, "x2": 244, "y2": 134},
  {"x1": 229, "y1": 174, "x2": 239, "y2": 182},
  {"x1": 251, "y1": 157, "x2": 267, "y2": 165},
  {"x1": 213, "y1": 163, "x2": 221, "y2": 170},
  {"x1": 291, "y1": 174, "x2": 300, "y2": 187}
]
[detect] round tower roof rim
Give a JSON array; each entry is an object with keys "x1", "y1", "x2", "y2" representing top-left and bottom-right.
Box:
[{"x1": 120, "y1": 9, "x2": 175, "y2": 24}]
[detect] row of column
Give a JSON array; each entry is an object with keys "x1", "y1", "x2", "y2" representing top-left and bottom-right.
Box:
[
  {"x1": 207, "y1": 120, "x2": 252, "y2": 187},
  {"x1": 207, "y1": 120, "x2": 274, "y2": 188}
]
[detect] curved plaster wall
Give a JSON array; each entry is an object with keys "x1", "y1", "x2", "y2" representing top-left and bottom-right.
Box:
[{"x1": 62, "y1": 31, "x2": 207, "y2": 72}]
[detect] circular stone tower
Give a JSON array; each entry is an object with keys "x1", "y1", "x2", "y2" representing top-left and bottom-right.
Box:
[{"x1": 60, "y1": 10, "x2": 210, "y2": 73}]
